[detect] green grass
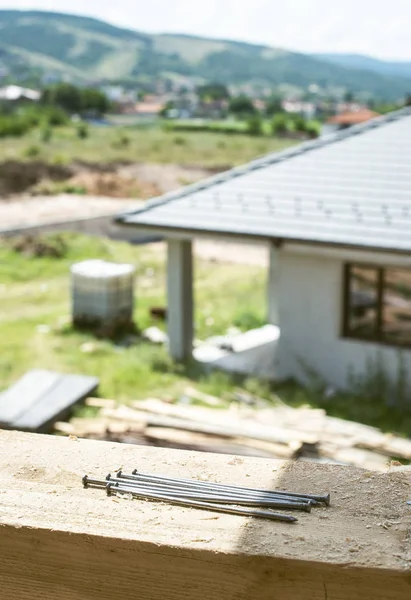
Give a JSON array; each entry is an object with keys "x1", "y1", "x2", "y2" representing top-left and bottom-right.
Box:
[
  {"x1": 163, "y1": 119, "x2": 271, "y2": 135},
  {"x1": 0, "y1": 233, "x2": 267, "y2": 402},
  {"x1": 0, "y1": 123, "x2": 296, "y2": 168}
]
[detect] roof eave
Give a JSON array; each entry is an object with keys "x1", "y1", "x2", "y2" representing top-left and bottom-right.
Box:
[{"x1": 115, "y1": 218, "x2": 411, "y2": 257}]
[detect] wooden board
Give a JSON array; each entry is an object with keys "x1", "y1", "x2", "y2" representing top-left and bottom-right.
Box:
[
  {"x1": 0, "y1": 370, "x2": 60, "y2": 426},
  {"x1": 0, "y1": 430, "x2": 410, "y2": 600},
  {"x1": 0, "y1": 370, "x2": 98, "y2": 432},
  {"x1": 13, "y1": 374, "x2": 99, "y2": 432}
]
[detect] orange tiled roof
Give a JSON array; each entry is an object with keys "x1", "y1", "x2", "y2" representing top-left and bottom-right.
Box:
[
  {"x1": 327, "y1": 109, "x2": 380, "y2": 125},
  {"x1": 135, "y1": 102, "x2": 165, "y2": 114}
]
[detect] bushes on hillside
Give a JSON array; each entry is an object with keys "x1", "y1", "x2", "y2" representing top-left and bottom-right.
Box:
[
  {"x1": 164, "y1": 115, "x2": 320, "y2": 139},
  {"x1": 40, "y1": 124, "x2": 53, "y2": 143},
  {"x1": 41, "y1": 83, "x2": 111, "y2": 116},
  {"x1": 246, "y1": 115, "x2": 263, "y2": 136},
  {"x1": 228, "y1": 95, "x2": 256, "y2": 117},
  {"x1": 21, "y1": 105, "x2": 68, "y2": 127},
  {"x1": 162, "y1": 119, "x2": 246, "y2": 134},
  {"x1": 0, "y1": 103, "x2": 71, "y2": 139},
  {"x1": 271, "y1": 113, "x2": 320, "y2": 138},
  {"x1": 271, "y1": 113, "x2": 289, "y2": 136},
  {"x1": 76, "y1": 122, "x2": 89, "y2": 139},
  {"x1": 0, "y1": 115, "x2": 32, "y2": 138}
]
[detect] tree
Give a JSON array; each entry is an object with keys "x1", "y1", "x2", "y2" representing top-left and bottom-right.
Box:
[
  {"x1": 159, "y1": 100, "x2": 175, "y2": 118},
  {"x1": 265, "y1": 95, "x2": 284, "y2": 116},
  {"x1": 42, "y1": 84, "x2": 111, "y2": 116},
  {"x1": 246, "y1": 115, "x2": 263, "y2": 136},
  {"x1": 197, "y1": 83, "x2": 230, "y2": 102},
  {"x1": 271, "y1": 113, "x2": 289, "y2": 136},
  {"x1": 344, "y1": 90, "x2": 355, "y2": 103},
  {"x1": 42, "y1": 83, "x2": 83, "y2": 113},
  {"x1": 81, "y1": 88, "x2": 111, "y2": 115},
  {"x1": 290, "y1": 114, "x2": 306, "y2": 133},
  {"x1": 228, "y1": 95, "x2": 256, "y2": 117}
]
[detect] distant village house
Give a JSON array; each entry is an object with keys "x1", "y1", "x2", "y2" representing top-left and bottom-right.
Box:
[{"x1": 0, "y1": 85, "x2": 41, "y2": 103}]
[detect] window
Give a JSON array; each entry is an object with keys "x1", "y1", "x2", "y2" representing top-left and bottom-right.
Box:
[{"x1": 343, "y1": 264, "x2": 411, "y2": 347}]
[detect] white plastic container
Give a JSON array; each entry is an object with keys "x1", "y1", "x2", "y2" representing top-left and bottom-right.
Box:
[{"x1": 71, "y1": 259, "x2": 135, "y2": 331}]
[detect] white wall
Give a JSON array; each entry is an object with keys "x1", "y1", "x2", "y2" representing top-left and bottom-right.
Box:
[{"x1": 275, "y1": 248, "x2": 411, "y2": 389}]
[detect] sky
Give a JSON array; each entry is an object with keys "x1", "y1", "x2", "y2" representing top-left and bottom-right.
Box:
[{"x1": 1, "y1": 0, "x2": 411, "y2": 61}]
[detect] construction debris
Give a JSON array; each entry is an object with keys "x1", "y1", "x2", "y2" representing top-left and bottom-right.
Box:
[
  {"x1": 142, "y1": 327, "x2": 168, "y2": 345},
  {"x1": 54, "y1": 388, "x2": 411, "y2": 471}
]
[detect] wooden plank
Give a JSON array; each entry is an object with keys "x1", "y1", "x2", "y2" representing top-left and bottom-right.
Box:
[
  {"x1": 86, "y1": 397, "x2": 117, "y2": 409},
  {"x1": 102, "y1": 406, "x2": 305, "y2": 449},
  {"x1": 357, "y1": 436, "x2": 411, "y2": 460},
  {"x1": 145, "y1": 427, "x2": 299, "y2": 458},
  {"x1": 318, "y1": 444, "x2": 390, "y2": 471},
  {"x1": 12, "y1": 374, "x2": 99, "y2": 432},
  {"x1": 131, "y1": 399, "x2": 317, "y2": 444},
  {"x1": 0, "y1": 431, "x2": 410, "y2": 600},
  {"x1": 183, "y1": 387, "x2": 223, "y2": 407},
  {"x1": 0, "y1": 370, "x2": 61, "y2": 426}
]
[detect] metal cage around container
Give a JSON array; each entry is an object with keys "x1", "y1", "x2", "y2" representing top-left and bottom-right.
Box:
[{"x1": 71, "y1": 259, "x2": 135, "y2": 332}]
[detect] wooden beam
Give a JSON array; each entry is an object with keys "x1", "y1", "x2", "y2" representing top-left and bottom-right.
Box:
[
  {"x1": 167, "y1": 239, "x2": 193, "y2": 361},
  {"x1": 0, "y1": 430, "x2": 410, "y2": 600}
]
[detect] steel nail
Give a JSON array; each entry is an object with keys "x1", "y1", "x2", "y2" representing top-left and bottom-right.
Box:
[
  {"x1": 113, "y1": 473, "x2": 312, "y2": 507},
  {"x1": 127, "y1": 470, "x2": 330, "y2": 505},
  {"x1": 106, "y1": 483, "x2": 298, "y2": 523},
  {"x1": 105, "y1": 476, "x2": 311, "y2": 512}
]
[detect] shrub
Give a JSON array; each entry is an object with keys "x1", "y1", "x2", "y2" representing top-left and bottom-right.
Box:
[
  {"x1": 76, "y1": 122, "x2": 89, "y2": 139},
  {"x1": 11, "y1": 233, "x2": 68, "y2": 258},
  {"x1": 305, "y1": 120, "x2": 321, "y2": 138},
  {"x1": 51, "y1": 153, "x2": 69, "y2": 166},
  {"x1": 291, "y1": 114, "x2": 306, "y2": 133},
  {"x1": 45, "y1": 106, "x2": 69, "y2": 127},
  {"x1": 163, "y1": 119, "x2": 246, "y2": 135},
  {"x1": 40, "y1": 124, "x2": 53, "y2": 143},
  {"x1": 173, "y1": 135, "x2": 186, "y2": 145},
  {"x1": 22, "y1": 144, "x2": 41, "y2": 158},
  {"x1": 0, "y1": 115, "x2": 31, "y2": 138},
  {"x1": 60, "y1": 184, "x2": 87, "y2": 195},
  {"x1": 228, "y1": 95, "x2": 256, "y2": 117},
  {"x1": 246, "y1": 115, "x2": 263, "y2": 137},
  {"x1": 19, "y1": 105, "x2": 69, "y2": 128},
  {"x1": 271, "y1": 113, "x2": 289, "y2": 136},
  {"x1": 111, "y1": 131, "x2": 131, "y2": 149}
]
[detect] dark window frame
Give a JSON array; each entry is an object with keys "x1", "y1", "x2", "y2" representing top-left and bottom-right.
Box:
[{"x1": 342, "y1": 262, "x2": 411, "y2": 348}]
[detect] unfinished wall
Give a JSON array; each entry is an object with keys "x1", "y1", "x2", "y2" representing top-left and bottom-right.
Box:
[{"x1": 275, "y1": 248, "x2": 411, "y2": 389}]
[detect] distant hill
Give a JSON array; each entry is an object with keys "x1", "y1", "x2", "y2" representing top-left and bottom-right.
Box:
[
  {"x1": 0, "y1": 10, "x2": 411, "y2": 100},
  {"x1": 314, "y1": 53, "x2": 411, "y2": 81}
]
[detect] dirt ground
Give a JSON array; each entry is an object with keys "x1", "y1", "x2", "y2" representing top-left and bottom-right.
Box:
[
  {"x1": 0, "y1": 160, "x2": 216, "y2": 198},
  {"x1": 0, "y1": 160, "x2": 269, "y2": 265},
  {"x1": 0, "y1": 194, "x2": 138, "y2": 230}
]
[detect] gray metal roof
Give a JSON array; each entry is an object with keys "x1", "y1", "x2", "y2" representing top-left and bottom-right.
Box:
[{"x1": 118, "y1": 108, "x2": 411, "y2": 253}]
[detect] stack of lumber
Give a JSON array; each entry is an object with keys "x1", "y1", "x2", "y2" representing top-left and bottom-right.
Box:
[{"x1": 54, "y1": 389, "x2": 411, "y2": 471}]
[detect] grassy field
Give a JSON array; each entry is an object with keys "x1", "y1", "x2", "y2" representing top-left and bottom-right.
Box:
[
  {"x1": 1, "y1": 232, "x2": 411, "y2": 439},
  {"x1": 0, "y1": 123, "x2": 296, "y2": 168},
  {"x1": 0, "y1": 233, "x2": 267, "y2": 403}
]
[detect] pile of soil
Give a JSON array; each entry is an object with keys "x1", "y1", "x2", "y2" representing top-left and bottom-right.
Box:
[
  {"x1": 0, "y1": 161, "x2": 72, "y2": 196},
  {"x1": 0, "y1": 159, "x2": 217, "y2": 199},
  {"x1": 66, "y1": 171, "x2": 161, "y2": 199}
]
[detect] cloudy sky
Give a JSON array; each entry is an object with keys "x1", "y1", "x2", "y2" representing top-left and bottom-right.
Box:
[{"x1": 1, "y1": 0, "x2": 410, "y2": 60}]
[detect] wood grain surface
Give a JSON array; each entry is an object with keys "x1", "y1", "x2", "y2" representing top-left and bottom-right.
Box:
[{"x1": 0, "y1": 430, "x2": 410, "y2": 600}]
